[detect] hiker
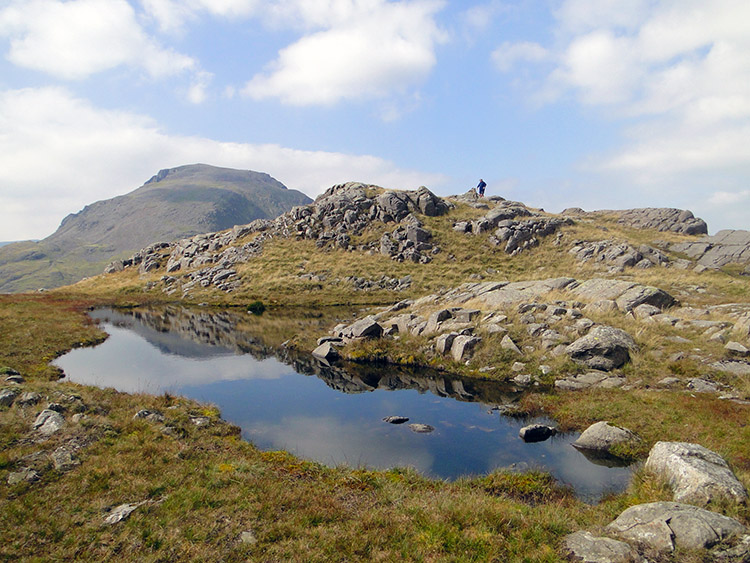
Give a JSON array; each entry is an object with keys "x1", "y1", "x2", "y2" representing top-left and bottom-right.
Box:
[{"x1": 477, "y1": 179, "x2": 486, "y2": 197}]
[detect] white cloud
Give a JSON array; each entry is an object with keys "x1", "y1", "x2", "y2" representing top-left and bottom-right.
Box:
[
  {"x1": 492, "y1": 41, "x2": 548, "y2": 72},
  {"x1": 0, "y1": 0, "x2": 196, "y2": 79},
  {"x1": 494, "y1": 0, "x2": 750, "y2": 231},
  {"x1": 709, "y1": 190, "x2": 750, "y2": 206},
  {"x1": 243, "y1": 0, "x2": 446, "y2": 106},
  {"x1": 0, "y1": 87, "x2": 446, "y2": 241}
]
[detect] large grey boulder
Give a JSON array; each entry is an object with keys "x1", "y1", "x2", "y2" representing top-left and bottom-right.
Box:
[
  {"x1": 614, "y1": 285, "x2": 676, "y2": 312},
  {"x1": 644, "y1": 442, "x2": 748, "y2": 505},
  {"x1": 573, "y1": 421, "x2": 638, "y2": 454},
  {"x1": 606, "y1": 502, "x2": 745, "y2": 552},
  {"x1": 566, "y1": 326, "x2": 638, "y2": 371},
  {"x1": 563, "y1": 530, "x2": 644, "y2": 563}
]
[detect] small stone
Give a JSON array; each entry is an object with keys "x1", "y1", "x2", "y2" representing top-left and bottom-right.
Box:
[
  {"x1": 190, "y1": 417, "x2": 210, "y2": 426},
  {"x1": 725, "y1": 341, "x2": 749, "y2": 357},
  {"x1": 51, "y1": 447, "x2": 80, "y2": 472},
  {"x1": 240, "y1": 530, "x2": 258, "y2": 545},
  {"x1": 512, "y1": 374, "x2": 532, "y2": 386},
  {"x1": 133, "y1": 409, "x2": 165, "y2": 422},
  {"x1": 312, "y1": 341, "x2": 340, "y2": 362},
  {"x1": 0, "y1": 388, "x2": 20, "y2": 407},
  {"x1": 17, "y1": 392, "x2": 41, "y2": 406},
  {"x1": 7, "y1": 468, "x2": 40, "y2": 485},
  {"x1": 511, "y1": 362, "x2": 526, "y2": 372},
  {"x1": 573, "y1": 421, "x2": 638, "y2": 454},
  {"x1": 5, "y1": 375, "x2": 25, "y2": 384},
  {"x1": 500, "y1": 335, "x2": 522, "y2": 355},
  {"x1": 519, "y1": 424, "x2": 557, "y2": 443},
  {"x1": 382, "y1": 416, "x2": 409, "y2": 424},
  {"x1": 105, "y1": 502, "x2": 146, "y2": 524}
]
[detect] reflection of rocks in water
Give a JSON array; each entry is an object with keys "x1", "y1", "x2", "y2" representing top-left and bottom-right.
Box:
[
  {"x1": 96, "y1": 306, "x2": 522, "y2": 406},
  {"x1": 573, "y1": 447, "x2": 632, "y2": 468}
]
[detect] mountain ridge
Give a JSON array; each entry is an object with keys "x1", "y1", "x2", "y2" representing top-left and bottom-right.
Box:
[{"x1": 0, "y1": 164, "x2": 312, "y2": 293}]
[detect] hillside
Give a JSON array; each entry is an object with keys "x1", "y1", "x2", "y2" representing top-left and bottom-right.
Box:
[{"x1": 0, "y1": 164, "x2": 311, "y2": 293}]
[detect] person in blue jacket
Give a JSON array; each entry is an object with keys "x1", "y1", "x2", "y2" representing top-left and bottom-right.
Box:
[{"x1": 477, "y1": 179, "x2": 486, "y2": 197}]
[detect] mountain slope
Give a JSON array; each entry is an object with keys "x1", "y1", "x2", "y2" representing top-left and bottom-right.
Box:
[{"x1": 0, "y1": 164, "x2": 311, "y2": 293}]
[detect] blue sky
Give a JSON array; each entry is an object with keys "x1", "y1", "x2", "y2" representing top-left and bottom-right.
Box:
[{"x1": 1, "y1": 0, "x2": 748, "y2": 241}]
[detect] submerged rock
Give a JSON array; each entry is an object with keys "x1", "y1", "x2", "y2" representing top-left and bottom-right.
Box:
[
  {"x1": 408, "y1": 423, "x2": 434, "y2": 433},
  {"x1": 382, "y1": 416, "x2": 409, "y2": 424}
]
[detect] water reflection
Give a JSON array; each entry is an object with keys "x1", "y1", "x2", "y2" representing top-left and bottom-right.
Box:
[{"x1": 55, "y1": 306, "x2": 634, "y2": 501}]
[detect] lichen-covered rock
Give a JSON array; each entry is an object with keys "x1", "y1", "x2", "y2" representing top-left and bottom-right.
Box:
[
  {"x1": 566, "y1": 326, "x2": 638, "y2": 371},
  {"x1": 563, "y1": 530, "x2": 644, "y2": 563},
  {"x1": 32, "y1": 409, "x2": 65, "y2": 435},
  {"x1": 644, "y1": 442, "x2": 748, "y2": 505},
  {"x1": 606, "y1": 502, "x2": 745, "y2": 552}
]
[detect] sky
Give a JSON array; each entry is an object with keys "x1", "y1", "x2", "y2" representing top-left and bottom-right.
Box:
[{"x1": 1, "y1": 0, "x2": 749, "y2": 241}]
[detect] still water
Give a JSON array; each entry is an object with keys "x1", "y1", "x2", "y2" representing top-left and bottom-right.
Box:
[{"x1": 54, "y1": 307, "x2": 634, "y2": 501}]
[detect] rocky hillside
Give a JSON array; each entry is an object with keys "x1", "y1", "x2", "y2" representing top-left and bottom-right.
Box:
[{"x1": 0, "y1": 164, "x2": 311, "y2": 293}]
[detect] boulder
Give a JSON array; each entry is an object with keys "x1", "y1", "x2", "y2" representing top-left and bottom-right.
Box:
[
  {"x1": 450, "y1": 335, "x2": 482, "y2": 362},
  {"x1": 606, "y1": 502, "x2": 745, "y2": 552},
  {"x1": 563, "y1": 530, "x2": 644, "y2": 563},
  {"x1": 345, "y1": 316, "x2": 383, "y2": 340},
  {"x1": 644, "y1": 442, "x2": 748, "y2": 505},
  {"x1": 614, "y1": 285, "x2": 677, "y2": 312},
  {"x1": 566, "y1": 326, "x2": 638, "y2": 371},
  {"x1": 612, "y1": 208, "x2": 708, "y2": 235},
  {"x1": 519, "y1": 424, "x2": 557, "y2": 443},
  {"x1": 0, "y1": 388, "x2": 19, "y2": 407},
  {"x1": 32, "y1": 409, "x2": 65, "y2": 435},
  {"x1": 671, "y1": 229, "x2": 750, "y2": 269},
  {"x1": 500, "y1": 335, "x2": 522, "y2": 355},
  {"x1": 312, "y1": 342, "x2": 340, "y2": 362},
  {"x1": 435, "y1": 332, "x2": 459, "y2": 355},
  {"x1": 725, "y1": 341, "x2": 749, "y2": 357},
  {"x1": 573, "y1": 421, "x2": 638, "y2": 454}
]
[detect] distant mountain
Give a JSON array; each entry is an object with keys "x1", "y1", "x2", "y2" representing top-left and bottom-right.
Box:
[{"x1": 0, "y1": 164, "x2": 312, "y2": 293}]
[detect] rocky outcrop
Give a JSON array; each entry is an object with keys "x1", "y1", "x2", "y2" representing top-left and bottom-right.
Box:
[
  {"x1": 606, "y1": 502, "x2": 745, "y2": 552},
  {"x1": 569, "y1": 239, "x2": 680, "y2": 271},
  {"x1": 564, "y1": 207, "x2": 708, "y2": 235},
  {"x1": 453, "y1": 201, "x2": 571, "y2": 255},
  {"x1": 566, "y1": 326, "x2": 638, "y2": 371},
  {"x1": 644, "y1": 442, "x2": 748, "y2": 505},
  {"x1": 107, "y1": 182, "x2": 450, "y2": 296},
  {"x1": 671, "y1": 229, "x2": 750, "y2": 269}
]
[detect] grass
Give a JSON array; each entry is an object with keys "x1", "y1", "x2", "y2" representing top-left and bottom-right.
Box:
[{"x1": 3, "y1": 199, "x2": 750, "y2": 560}]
